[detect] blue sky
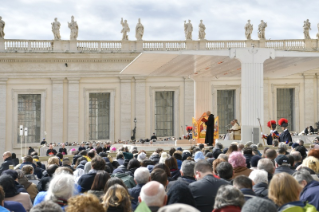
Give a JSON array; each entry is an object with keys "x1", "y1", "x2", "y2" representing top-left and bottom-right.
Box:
[{"x1": 1, "y1": 0, "x2": 318, "y2": 40}]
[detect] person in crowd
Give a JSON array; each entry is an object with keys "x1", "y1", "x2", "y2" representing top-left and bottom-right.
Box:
[
  {"x1": 212, "y1": 158, "x2": 226, "y2": 175},
  {"x1": 28, "y1": 147, "x2": 36, "y2": 156},
  {"x1": 250, "y1": 155, "x2": 262, "y2": 170},
  {"x1": 273, "y1": 139, "x2": 279, "y2": 147},
  {"x1": 84, "y1": 161, "x2": 92, "y2": 174},
  {"x1": 151, "y1": 133, "x2": 157, "y2": 140},
  {"x1": 249, "y1": 169, "x2": 269, "y2": 198},
  {"x1": 215, "y1": 162, "x2": 233, "y2": 182},
  {"x1": 159, "y1": 152, "x2": 168, "y2": 164},
  {"x1": 278, "y1": 118, "x2": 292, "y2": 143},
  {"x1": 116, "y1": 152, "x2": 125, "y2": 166},
  {"x1": 40, "y1": 139, "x2": 47, "y2": 146},
  {"x1": 290, "y1": 151, "x2": 303, "y2": 168},
  {"x1": 274, "y1": 154, "x2": 295, "y2": 175},
  {"x1": 87, "y1": 143, "x2": 93, "y2": 150},
  {"x1": 46, "y1": 145, "x2": 57, "y2": 156},
  {"x1": 30, "y1": 200, "x2": 63, "y2": 212},
  {"x1": 233, "y1": 175, "x2": 256, "y2": 201},
  {"x1": 293, "y1": 170, "x2": 319, "y2": 210},
  {"x1": 0, "y1": 175, "x2": 32, "y2": 211},
  {"x1": 250, "y1": 144, "x2": 262, "y2": 157},
  {"x1": 104, "y1": 177, "x2": 128, "y2": 194},
  {"x1": 212, "y1": 185, "x2": 245, "y2": 212},
  {"x1": 165, "y1": 157, "x2": 181, "y2": 181},
  {"x1": 78, "y1": 143, "x2": 86, "y2": 152},
  {"x1": 65, "y1": 193, "x2": 105, "y2": 212},
  {"x1": 128, "y1": 167, "x2": 150, "y2": 210},
  {"x1": 265, "y1": 149, "x2": 277, "y2": 164},
  {"x1": 257, "y1": 158, "x2": 275, "y2": 182},
  {"x1": 166, "y1": 181, "x2": 196, "y2": 207},
  {"x1": 301, "y1": 156, "x2": 319, "y2": 174},
  {"x1": 269, "y1": 172, "x2": 317, "y2": 211},
  {"x1": 20, "y1": 155, "x2": 43, "y2": 179},
  {"x1": 173, "y1": 151, "x2": 183, "y2": 170},
  {"x1": 241, "y1": 197, "x2": 277, "y2": 212},
  {"x1": 194, "y1": 151, "x2": 205, "y2": 162},
  {"x1": 229, "y1": 152, "x2": 252, "y2": 179},
  {"x1": 158, "y1": 203, "x2": 200, "y2": 212},
  {"x1": 168, "y1": 148, "x2": 176, "y2": 157},
  {"x1": 102, "y1": 184, "x2": 131, "y2": 212},
  {"x1": 237, "y1": 144, "x2": 244, "y2": 152},
  {"x1": 278, "y1": 142, "x2": 288, "y2": 155},
  {"x1": 58, "y1": 143, "x2": 67, "y2": 155},
  {"x1": 103, "y1": 142, "x2": 111, "y2": 152},
  {"x1": 149, "y1": 152, "x2": 160, "y2": 164},
  {"x1": 287, "y1": 155, "x2": 295, "y2": 170},
  {"x1": 44, "y1": 173, "x2": 75, "y2": 209},
  {"x1": 62, "y1": 158, "x2": 74, "y2": 171},
  {"x1": 126, "y1": 159, "x2": 140, "y2": 177},
  {"x1": 11, "y1": 153, "x2": 19, "y2": 166},
  {"x1": 87, "y1": 171, "x2": 110, "y2": 201},
  {"x1": 189, "y1": 160, "x2": 229, "y2": 212},
  {"x1": 243, "y1": 148, "x2": 254, "y2": 168},
  {"x1": 308, "y1": 148, "x2": 319, "y2": 160},
  {"x1": 138, "y1": 181, "x2": 167, "y2": 212},
  {"x1": 295, "y1": 139, "x2": 307, "y2": 159},
  {"x1": 137, "y1": 152, "x2": 147, "y2": 163},
  {"x1": 16, "y1": 170, "x2": 38, "y2": 201},
  {"x1": 37, "y1": 164, "x2": 58, "y2": 192},
  {"x1": 2, "y1": 169, "x2": 27, "y2": 194},
  {"x1": 0, "y1": 152, "x2": 13, "y2": 175},
  {"x1": 151, "y1": 168, "x2": 168, "y2": 188},
  {"x1": 166, "y1": 160, "x2": 195, "y2": 191},
  {"x1": 78, "y1": 156, "x2": 106, "y2": 192},
  {"x1": 225, "y1": 144, "x2": 238, "y2": 156}
]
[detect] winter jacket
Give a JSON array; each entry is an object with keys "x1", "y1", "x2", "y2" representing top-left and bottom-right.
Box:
[
  {"x1": 0, "y1": 157, "x2": 13, "y2": 175},
  {"x1": 300, "y1": 180, "x2": 319, "y2": 211},
  {"x1": 240, "y1": 188, "x2": 256, "y2": 201},
  {"x1": 169, "y1": 169, "x2": 181, "y2": 181},
  {"x1": 244, "y1": 154, "x2": 253, "y2": 168},
  {"x1": 167, "y1": 176, "x2": 196, "y2": 191},
  {"x1": 253, "y1": 182, "x2": 268, "y2": 198},
  {"x1": 275, "y1": 166, "x2": 296, "y2": 175},
  {"x1": 128, "y1": 184, "x2": 145, "y2": 210},
  {"x1": 87, "y1": 190, "x2": 104, "y2": 202},
  {"x1": 212, "y1": 206, "x2": 241, "y2": 212},
  {"x1": 231, "y1": 166, "x2": 253, "y2": 179},
  {"x1": 279, "y1": 201, "x2": 317, "y2": 212}
]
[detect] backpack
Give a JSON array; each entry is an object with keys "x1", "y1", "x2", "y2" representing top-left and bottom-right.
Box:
[
  {"x1": 111, "y1": 173, "x2": 136, "y2": 189},
  {"x1": 280, "y1": 202, "x2": 318, "y2": 212}
]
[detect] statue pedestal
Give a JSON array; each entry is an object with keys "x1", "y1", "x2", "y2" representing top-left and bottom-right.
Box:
[
  {"x1": 304, "y1": 39, "x2": 313, "y2": 51},
  {"x1": 259, "y1": 39, "x2": 266, "y2": 48},
  {"x1": 69, "y1": 40, "x2": 77, "y2": 52},
  {"x1": 245, "y1": 40, "x2": 258, "y2": 48},
  {"x1": 186, "y1": 40, "x2": 196, "y2": 50},
  {"x1": 135, "y1": 40, "x2": 143, "y2": 51},
  {"x1": 53, "y1": 40, "x2": 69, "y2": 52},
  {"x1": 0, "y1": 39, "x2": 4, "y2": 52},
  {"x1": 199, "y1": 40, "x2": 206, "y2": 50},
  {"x1": 121, "y1": 41, "x2": 132, "y2": 51}
]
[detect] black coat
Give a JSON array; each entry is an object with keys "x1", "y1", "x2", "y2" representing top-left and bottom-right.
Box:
[
  {"x1": 46, "y1": 149, "x2": 57, "y2": 156},
  {"x1": 78, "y1": 172, "x2": 97, "y2": 192},
  {"x1": 205, "y1": 114, "x2": 215, "y2": 146},
  {"x1": 167, "y1": 181, "x2": 196, "y2": 207},
  {"x1": 59, "y1": 148, "x2": 67, "y2": 155},
  {"x1": 189, "y1": 174, "x2": 229, "y2": 212},
  {"x1": 0, "y1": 157, "x2": 14, "y2": 175},
  {"x1": 279, "y1": 129, "x2": 292, "y2": 143},
  {"x1": 37, "y1": 176, "x2": 52, "y2": 191},
  {"x1": 253, "y1": 182, "x2": 268, "y2": 198},
  {"x1": 266, "y1": 130, "x2": 279, "y2": 145}
]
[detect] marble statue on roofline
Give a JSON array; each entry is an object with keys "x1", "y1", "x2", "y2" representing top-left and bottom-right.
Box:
[
  {"x1": 317, "y1": 23, "x2": 319, "y2": 39},
  {"x1": 68, "y1": 16, "x2": 78, "y2": 40},
  {"x1": 0, "y1": 16, "x2": 5, "y2": 39},
  {"x1": 303, "y1": 19, "x2": 311, "y2": 39},
  {"x1": 51, "y1": 17, "x2": 61, "y2": 40},
  {"x1": 135, "y1": 18, "x2": 144, "y2": 41},
  {"x1": 258, "y1": 20, "x2": 267, "y2": 39},
  {"x1": 121, "y1": 18, "x2": 130, "y2": 40},
  {"x1": 184, "y1": 20, "x2": 193, "y2": 40},
  {"x1": 198, "y1": 20, "x2": 206, "y2": 40},
  {"x1": 245, "y1": 20, "x2": 253, "y2": 40}
]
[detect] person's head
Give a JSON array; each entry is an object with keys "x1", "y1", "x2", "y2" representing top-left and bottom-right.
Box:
[
  {"x1": 0, "y1": 175, "x2": 18, "y2": 198},
  {"x1": 48, "y1": 157, "x2": 59, "y2": 166},
  {"x1": 308, "y1": 149, "x2": 319, "y2": 160},
  {"x1": 91, "y1": 171, "x2": 110, "y2": 191},
  {"x1": 233, "y1": 175, "x2": 253, "y2": 190},
  {"x1": 127, "y1": 158, "x2": 141, "y2": 170},
  {"x1": 272, "y1": 139, "x2": 279, "y2": 147},
  {"x1": 290, "y1": 151, "x2": 302, "y2": 163},
  {"x1": 249, "y1": 170, "x2": 268, "y2": 185},
  {"x1": 180, "y1": 160, "x2": 195, "y2": 178},
  {"x1": 102, "y1": 184, "x2": 131, "y2": 212},
  {"x1": 278, "y1": 142, "x2": 287, "y2": 152},
  {"x1": 24, "y1": 155, "x2": 33, "y2": 163},
  {"x1": 91, "y1": 156, "x2": 106, "y2": 171},
  {"x1": 95, "y1": 146, "x2": 103, "y2": 155},
  {"x1": 104, "y1": 177, "x2": 128, "y2": 193},
  {"x1": 138, "y1": 181, "x2": 167, "y2": 208},
  {"x1": 194, "y1": 160, "x2": 213, "y2": 180},
  {"x1": 30, "y1": 200, "x2": 63, "y2": 212},
  {"x1": 62, "y1": 157, "x2": 71, "y2": 166},
  {"x1": 228, "y1": 152, "x2": 246, "y2": 168},
  {"x1": 214, "y1": 185, "x2": 245, "y2": 210},
  {"x1": 47, "y1": 164, "x2": 59, "y2": 177},
  {"x1": 151, "y1": 168, "x2": 168, "y2": 188},
  {"x1": 226, "y1": 144, "x2": 238, "y2": 155},
  {"x1": 216, "y1": 162, "x2": 233, "y2": 180},
  {"x1": 88, "y1": 150, "x2": 95, "y2": 159},
  {"x1": 257, "y1": 158, "x2": 275, "y2": 174},
  {"x1": 218, "y1": 154, "x2": 228, "y2": 161},
  {"x1": 56, "y1": 153, "x2": 63, "y2": 160},
  {"x1": 268, "y1": 172, "x2": 302, "y2": 207},
  {"x1": 250, "y1": 155, "x2": 262, "y2": 168},
  {"x1": 134, "y1": 167, "x2": 150, "y2": 185},
  {"x1": 206, "y1": 111, "x2": 211, "y2": 116},
  {"x1": 154, "y1": 163, "x2": 171, "y2": 177},
  {"x1": 302, "y1": 156, "x2": 319, "y2": 174},
  {"x1": 65, "y1": 194, "x2": 105, "y2": 212},
  {"x1": 199, "y1": 144, "x2": 204, "y2": 150},
  {"x1": 212, "y1": 158, "x2": 226, "y2": 174},
  {"x1": 241, "y1": 197, "x2": 277, "y2": 212},
  {"x1": 293, "y1": 170, "x2": 314, "y2": 188},
  {"x1": 194, "y1": 151, "x2": 205, "y2": 162},
  {"x1": 141, "y1": 159, "x2": 154, "y2": 167},
  {"x1": 243, "y1": 147, "x2": 253, "y2": 155},
  {"x1": 237, "y1": 144, "x2": 244, "y2": 152},
  {"x1": 275, "y1": 155, "x2": 291, "y2": 168},
  {"x1": 55, "y1": 167, "x2": 73, "y2": 175},
  {"x1": 45, "y1": 173, "x2": 75, "y2": 205},
  {"x1": 173, "y1": 151, "x2": 182, "y2": 161},
  {"x1": 298, "y1": 139, "x2": 304, "y2": 146},
  {"x1": 49, "y1": 145, "x2": 53, "y2": 149},
  {"x1": 2, "y1": 169, "x2": 18, "y2": 181},
  {"x1": 169, "y1": 148, "x2": 176, "y2": 157},
  {"x1": 79, "y1": 150, "x2": 87, "y2": 156},
  {"x1": 22, "y1": 165, "x2": 34, "y2": 175},
  {"x1": 265, "y1": 149, "x2": 277, "y2": 160},
  {"x1": 165, "y1": 157, "x2": 178, "y2": 170}
]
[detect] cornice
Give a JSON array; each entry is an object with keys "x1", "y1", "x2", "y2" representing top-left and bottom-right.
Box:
[{"x1": 0, "y1": 58, "x2": 133, "y2": 63}]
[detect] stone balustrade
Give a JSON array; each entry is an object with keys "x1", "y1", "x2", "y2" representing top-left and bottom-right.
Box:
[{"x1": 0, "y1": 38, "x2": 319, "y2": 53}]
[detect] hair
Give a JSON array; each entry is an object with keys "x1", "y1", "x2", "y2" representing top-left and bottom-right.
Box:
[
  {"x1": 48, "y1": 157, "x2": 59, "y2": 166},
  {"x1": 91, "y1": 171, "x2": 110, "y2": 191},
  {"x1": 213, "y1": 158, "x2": 226, "y2": 174},
  {"x1": 180, "y1": 160, "x2": 195, "y2": 177},
  {"x1": 0, "y1": 175, "x2": 18, "y2": 198},
  {"x1": 154, "y1": 163, "x2": 171, "y2": 177},
  {"x1": 228, "y1": 152, "x2": 246, "y2": 168},
  {"x1": 22, "y1": 165, "x2": 34, "y2": 175},
  {"x1": 127, "y1": 159, "x2": 141, "y2": 170},
  {"x1": 265, "y1": 149, "x2": 277, "y2": 160},
  {"x1": 102, "y1": 184, "x2": 131, "y2": 212},
  {"x1": 233, "y1": 175, "x2": 253, "y2": 189},
  {"x1": 226, "y1": 144, "x2": 238, "y2": 156},
  {"x1": 298, "y1": 139, "x2": 304, "y2": 145},
  {"x1": 24, "y1": 155, "x2": 33, "y2": 163},
  {"x1": 140, "y1": 181, "x2": 166, "y2": 207},
  {"x1": 249, "y1": 170, "x2": 268, "y2": 184},
  {"x1": 141, "y1": 159, "x2": 154, "y2": 167},
  {"x1": 0, "y1": 186, "x2": 5, "y2": 206},
  {"x1": 272, "y1": 139, "x2": 279, "y2": 147},
  {"x1": 62, "y1": 157, "x2": 71, "y2": 166},
  {"x1": 278, "y1": 142, "x2": 288, "y2": 150},
  {"x1": 134, "y1": 167, "x2": 150, "y2": 184},
  {"x1": 47, "y1": 164, "x2": 59, "y2": 177},
  {"x1": 216, "y1": 143, "x2": 223, "y2": 150},
  {"x1": 150, "y1": 168, "x2": 168, "y2": 188},
  {"x1": 278, "y1": 147, "x2": 287, "y2": 154},
  {"x1": 218, "y1": 154, "x2": 228, "y2": 162},
  {"x1": 165, "y1": 157, "x2": 178, "y2": 170},
  {"x1": 88, "y1": 151, "x2": 95, "y2": 159},
  {"x1": 290, "y1": 151, "x2": 302, "y2": 162},
  {"x1": 104, "y1": 177, "x2": 128, "y2": 193},
  {"x1": 16, "y1": 170, "x2": 25, "y2": 179},
  {"x1": 3, "y1": 151, "x2": 11, "y2": 158},
  {"x1": 243, "y1": 147, "x2": 253, "y2": 155},
  {"x1": 237, "y1": 144, "x2": 244, "y2": 151},
  {"x1": 66, "y1": 194, "x2": 104, "y2": 212},
  {"x1": 30, "y1": 200, "x2": 63, "y2": 212},
  {"x1": 194, "y1": 160, "x2": 213, "y2": 173},
  {"x1": 45, "y1": 173, "x2": 76, "y2": 204},
  {"x1": 308, "y1": 149, "x2": 319, "y2": 160},
  {"x1": 216, "y1": 162, "x2": 233, "y2": 180},
  {"x1": 79, "y1": 150, "x2": 87, "y2": 156},
  {"x1": 214, "y1": 185, "x2": 245, "y2": 209},
  {"x1": 116, "y1": 152, "x2": 124, "y2": 159},
  {"x1": 169, "y1": 148, "x2": 176, "y2": 157},
  {"x1": 11, "y1": 153, "x2": 17, "y2": 159},
  {"x1": 287, "y1": 155, "x2": 295, "y2": 167},
  {"x1": 302, "y1": 156, "x2": 319, "y2": 174},
  {"x1": 75, "y1": 157, "x2": 87, "y2": 168},
  {"x1": 173, "y1": 151, "x2": 182, "y2": 161},
  {"x1": 257, "y1": 158, "x2": 274, "y2": 174},
  {"x1": 55, "y1": 167, "x2": 73, "y2": 175},
  {"x1": 91, "y1": 156, "x2": 106, "y2": 171},
  {"x1": 199, "y1": 143, "x2": 204, "y2": 150},
  {"x1": 268, "y1": 172, "x2": 302, "y2": 206},
  {"x1": 155, "y1": 148, "x2": 164, "y2": 154},
  {"x1": 293, "y1": 170, "x2": 314, "y2": 184},
  {"x1": 95, "y1": 146, "x2": 103, "y2": 155},
  {"x1": 56, "y1": 153, "x2": 63, "y2": 160}
]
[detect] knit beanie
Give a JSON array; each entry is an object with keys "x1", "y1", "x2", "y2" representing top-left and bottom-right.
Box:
[{"x1": 241, "y1": 197, "x2": 277, "y2": 212}]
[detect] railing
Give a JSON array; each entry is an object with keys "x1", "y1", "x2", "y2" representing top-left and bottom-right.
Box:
[{"x1": 0, "y1": 39, "x2": 317, "y2": 52}]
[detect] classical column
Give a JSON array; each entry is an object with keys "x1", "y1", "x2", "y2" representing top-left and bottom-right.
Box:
[
  {"x1": 184, "y1": 78, "x2": 195, "y2": 131},
  {"x1": 0, "y1": 78, "x2": 7, "y2": 156},
  {"x1": 67, "y1": 78, "x2": 80, "y2": 143},
  {"x1": 51, "y1": 78, "x2": 64, "y2": 143},
  {"x1": 193, "y1": 77, "x2": 210, "y2": 119},
  {"x1": 135, "y1": 77, "x2": 146, "y2": 138},
  {"x1": 120, "y1": 77, "x2": 132, "y2": 140},
  {"x1": 230, "y1": 48, "x2": 275, "y2": 143},
  {"x1": 304, "y1": 74, "x2": 315, "y2": 127}
]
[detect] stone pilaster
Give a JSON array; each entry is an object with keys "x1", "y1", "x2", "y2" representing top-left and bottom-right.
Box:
[
  {"x1": 67, "y1": 78, "x2": 80, "y2": 143},
  {"x1": 51, "y1": 78, "x2": 64, "y2": 143},
  {"x1": 184, "y1": 78, "x2": 195, "y2": 129},
  {"x1": 120, "y1": 77, "x2": 132, "y2": 140},
  {"x1": 193, "y1": 78, "x2": 210, "y2": 119},
  {"x1": 304, "y1": 74, "x2": 315, "y2": 127},
  {"x1": 135, "y1": 77, "x2": 146, "y2": 138},
  {"x1": 0, "y1": 78, "x2": 7, "y2": 157},
  {"x1": 0, "y1": 39, "x2": 4, "y2": 52}
]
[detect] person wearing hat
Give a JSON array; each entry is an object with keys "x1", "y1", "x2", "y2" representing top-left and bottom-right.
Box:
[
  {"x1": 278, "y1": 118, "x2": 292, "y2": 144},
  {"x1": 261, "y1": 120, "x2": 279, "y2": 145},
  {"x1": 274, "y1": 155, "x2": 296, "y2": 175}
]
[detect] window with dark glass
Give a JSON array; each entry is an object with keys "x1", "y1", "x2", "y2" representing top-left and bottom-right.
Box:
[
  {"x1": 277, "y1": 88, "x2": 294, "y2": 131},
  {"x1": 155, "y1": 91, "x2": 174, "y2": 137},
  {"x1": 217, "y1": 90, "x2": 236, "y2": 134}
]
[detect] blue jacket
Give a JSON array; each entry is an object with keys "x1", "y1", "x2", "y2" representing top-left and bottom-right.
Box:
[
  {"x1": 300, "y1": 180, "x2": 319, "y2": 211},
  {"x1": 128, "y1": 184, "x2": 145, "y2": 210},
  {"x1": 4, "y1": 201, "x2": 26, "y2": 212}
]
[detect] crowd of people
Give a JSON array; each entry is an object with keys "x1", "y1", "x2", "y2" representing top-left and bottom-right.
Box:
[{"x1": 0, "y1": 139, "x2": 318, "y2": 211}]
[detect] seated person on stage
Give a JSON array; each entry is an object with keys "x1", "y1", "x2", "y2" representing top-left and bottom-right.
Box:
[
  {"x1": 40, "y1": 138, "x2": 47, "y2": 145},
  {"x1": 225, "y1": 120, "x2": 240, "y2": 140},
  {"x1": 262, "y1": 120, "x2": 279, "y2": 145},
  {"x1": 299, "y1": 126, "x2": 315, "y2": 136},
  {"x1": 151, "y1": 133, "x2": 157, "y2": 140},
  {"x1": 46, "y1": 145, "x2": 57, "y2": 156},
  {"x1": 59, "y1": 143, "x2": 67, "y2": 155}
]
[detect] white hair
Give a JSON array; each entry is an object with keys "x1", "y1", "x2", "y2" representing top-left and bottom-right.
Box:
[
  {"x1": 134, "y1": 167, "x2": 150, "y2": 184},
  {"x1": 249, "y1": 169, "x2": 268, "y2": 185},
  {"x1": 45, "y1": 173, "x2": 76, "y2": 202},
  {"x1": 278, "y1": 142, "x2": 287, "y2": 150},
  {"x1": 140, "y1": 182, "x2": 166, "y2": 206}
]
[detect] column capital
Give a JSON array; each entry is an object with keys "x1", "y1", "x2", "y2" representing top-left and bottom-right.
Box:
[
  {"x1": 119, "y1": 76, "x2": 132, "y2": 82},
  {"x1": 230, "y1": 48, "x2": 275, "y2": 64},
  {"x1": 303, "y1": 73, "x2": 316, "y2": 79}
]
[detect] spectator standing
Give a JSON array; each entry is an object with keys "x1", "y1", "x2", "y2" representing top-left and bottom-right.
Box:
[{"x1": 0, "y1": 152, "x2": 13, "y2": 175}]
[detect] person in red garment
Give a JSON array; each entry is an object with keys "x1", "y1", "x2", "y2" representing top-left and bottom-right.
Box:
[{"x1": 202, "y1": 111, "x2": 215, "y2": 146}]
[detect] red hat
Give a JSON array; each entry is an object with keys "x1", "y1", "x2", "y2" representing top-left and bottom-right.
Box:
[
  {"x1": 267, "y1": 120, "x2": 276, "y2": 128},
  {"x1": 278, "y1": 118, "x2": 288, "y2": 127}
]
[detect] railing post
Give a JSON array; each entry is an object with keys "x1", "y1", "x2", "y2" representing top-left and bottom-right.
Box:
[
  {"x1": 98, "y1": 41, "x2": 101, "y2": 52},
  {"x1": 136, "y1": 40, "x2": 143, "y2": 51},
  {"x1": 69, "y1": 40, "x2": 77, "y2": 52},
  {"x1": 304, "y1": 39, "x2": 312, "y2": 51},
  {"x1": 28, "y1": 41, "x2": 31, "y2": 51}
]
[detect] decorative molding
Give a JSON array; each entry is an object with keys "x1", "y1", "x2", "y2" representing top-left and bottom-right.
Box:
[{"x1": 0, "y1": 59, "x2": 133, "y2": 63}]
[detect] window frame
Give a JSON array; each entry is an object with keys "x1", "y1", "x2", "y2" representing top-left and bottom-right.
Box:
[
  {"x1": 217, "y1": 89, "x2": 236, "y2": 134},
  {"x1": 154, "y1": 91, "x2": 174, "y2": 137}
]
